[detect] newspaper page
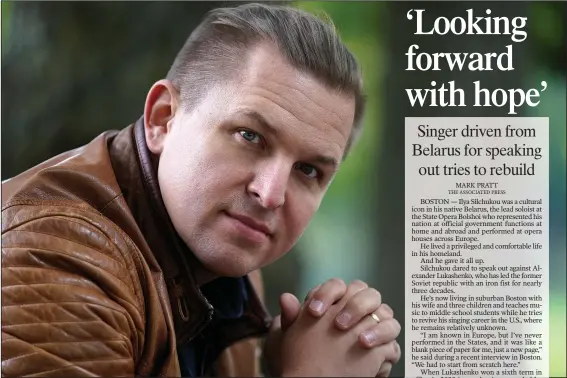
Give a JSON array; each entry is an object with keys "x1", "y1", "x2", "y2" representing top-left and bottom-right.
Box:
[{"x1": 405, "y1": 117, "x2": 549, "y2": 378}]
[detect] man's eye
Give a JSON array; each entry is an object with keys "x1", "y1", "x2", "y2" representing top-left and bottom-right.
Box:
[
  {"x1": 239, "y1": 130, "x2": 262, "y2": 144},
  {"x1": 295, "y1": 163, "x2": 318, "y2": 179}
]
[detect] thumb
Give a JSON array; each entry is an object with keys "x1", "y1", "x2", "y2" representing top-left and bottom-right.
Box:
[{"x1": 279, "y1": 292, "x2": 301, "y2": 331}]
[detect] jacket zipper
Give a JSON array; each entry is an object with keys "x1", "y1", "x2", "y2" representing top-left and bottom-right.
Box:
[{"x1": 172, "y1": 277, "x2": 214, "y2": 345}]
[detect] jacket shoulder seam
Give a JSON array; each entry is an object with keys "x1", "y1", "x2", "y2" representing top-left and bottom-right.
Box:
[
  {"x1": 4, "y1": 229, "x2": 138, "y2": 303},
  {"x1": 2, "y1": 205, "x2": 145, "y2": 314},
  {"x1": 3, "y1": 200, "x2": 101, "y2": 227}
]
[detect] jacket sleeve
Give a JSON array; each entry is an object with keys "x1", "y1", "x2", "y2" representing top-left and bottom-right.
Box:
[{"x1": 1, "y1": 208, "x2": 144, "y2": 377}]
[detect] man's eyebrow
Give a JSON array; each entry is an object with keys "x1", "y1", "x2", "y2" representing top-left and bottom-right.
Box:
[
  {"x1": 313, "y1": 154, "x2": 339, "y2": 171},
  {"x1": 238, "y1": 110, "x2": 279, "y2": 135},
  {"x1": 238, "y1": 110, "x2": 339, "y2": 171}
]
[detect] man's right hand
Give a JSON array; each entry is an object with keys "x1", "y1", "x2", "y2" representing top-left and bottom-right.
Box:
[{"x1": 269, "y1": 279, "x2": 400, "y2": 377}]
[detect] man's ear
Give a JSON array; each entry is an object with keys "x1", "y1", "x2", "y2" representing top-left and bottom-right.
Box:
[{"x1": 143, "y1": 79, "x2": 180, "y2": 155}]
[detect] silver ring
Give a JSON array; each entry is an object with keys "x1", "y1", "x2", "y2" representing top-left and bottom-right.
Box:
[{"x1": 370, "y1": 313, "x2": 380, "y2": 323}]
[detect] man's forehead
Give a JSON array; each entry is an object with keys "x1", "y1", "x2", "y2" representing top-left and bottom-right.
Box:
[{"x1": 237, "y1": 44, "x2": 355, "y2": 134}]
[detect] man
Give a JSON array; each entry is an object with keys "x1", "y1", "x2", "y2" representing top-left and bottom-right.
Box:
[{"x1": 1, "y1": 3, "x2": 400, "y2": 377}]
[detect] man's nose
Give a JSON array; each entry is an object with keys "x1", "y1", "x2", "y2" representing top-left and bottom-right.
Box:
[{"x1": 247, "y1": 159, "x2": 290, "y2": 210}]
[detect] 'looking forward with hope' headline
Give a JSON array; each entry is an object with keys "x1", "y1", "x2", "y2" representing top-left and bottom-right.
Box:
[{"x1": 404, "y1": 8, "x2": 548, "y2": 115}]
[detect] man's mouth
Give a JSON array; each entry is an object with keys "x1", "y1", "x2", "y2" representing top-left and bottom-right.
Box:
[{"x1": 223, "y1": 211, "x2": 272, "y2": 242}]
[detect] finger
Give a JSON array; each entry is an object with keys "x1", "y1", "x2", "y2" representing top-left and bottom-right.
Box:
[
  {"x1": 376, "y1": 362, "x2": 392, "y2": 377},
  {"x1": 336, "y1": 279, "x2": 369, "y2": 307},
  {"x1": 335, "y1": 287, "x2": 382, "y2": 330},
  {"x1": 358, "y1": 318, "x2": 401, "y2": 348},
  {"x1": 280, "y1": 293, "x2": 301, "y2": 331},
  {"x1": 378, "y1": 302, "x2": 394, "y2": 320},
  {"x1": 371, "y1": 340, "x2": 400, "y2": 368},
  {"x1": 391, "y1": 341, "x2": 401, "y2": 364},
  {"x1": 366, "y1": 302, "x2": 395, "y2": 326},
  {"x1": 303, "y1": 284, "x2": 321, "y2": 303},
  {"x1": 306, "y1": 278, "x2": 347, "y2": 317},
  {"x1": 270, "y1": 314, "x2": 282, "y2": 331},
  {"x1": 306, "y1": 279, "x2": 366, "y2": 307}
]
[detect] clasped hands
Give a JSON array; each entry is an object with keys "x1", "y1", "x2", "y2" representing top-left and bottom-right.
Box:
[{"x1": 264, "y1": 278, "x2": 401, "y2": 377}]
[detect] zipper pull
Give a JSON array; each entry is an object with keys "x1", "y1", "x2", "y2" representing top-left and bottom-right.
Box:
[
  {"x1": 177, "y1": 296, "x2": 191, "y2": 322},
  {"x1": 172, "y1": 278, "x2": 191, "y2": 322}
]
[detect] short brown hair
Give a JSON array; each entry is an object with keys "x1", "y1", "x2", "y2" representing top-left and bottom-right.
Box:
[{"x1": 166, "y1": 3, "x2": 365, "y2": 156}]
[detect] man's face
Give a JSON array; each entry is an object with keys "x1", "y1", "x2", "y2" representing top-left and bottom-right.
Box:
[{"x1": 154, "y1": 44, "x2": 355, "y2": 277}]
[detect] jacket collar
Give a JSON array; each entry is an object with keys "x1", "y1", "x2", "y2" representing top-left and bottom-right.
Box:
[{"x1": 109, "y1": 117, "x2": 271, "y2": 345}]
